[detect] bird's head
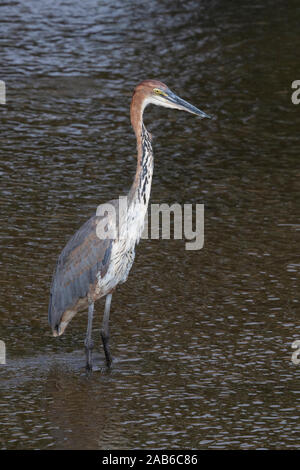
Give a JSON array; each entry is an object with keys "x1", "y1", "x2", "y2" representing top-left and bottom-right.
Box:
[{"x1": 132, "y1": 79, "x2": 211, "y2": 119}]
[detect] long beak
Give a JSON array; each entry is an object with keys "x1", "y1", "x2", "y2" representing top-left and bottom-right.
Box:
[{"x1": 164, "y1": 90, "x2": 212, "y2": 119}]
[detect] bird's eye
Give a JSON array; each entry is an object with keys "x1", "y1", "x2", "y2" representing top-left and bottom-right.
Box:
[{"x1": 153, "y1": 88, "x2": 166, "y2": 96}]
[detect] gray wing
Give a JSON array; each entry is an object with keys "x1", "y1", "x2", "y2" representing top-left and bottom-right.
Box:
[{"x1": 48, "y1": 201, "x2": 118, "y2": 331}]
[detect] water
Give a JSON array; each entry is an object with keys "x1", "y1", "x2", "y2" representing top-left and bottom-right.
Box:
[{"x1": 0, "y1": 0, "x2": 299, "y2": 449}]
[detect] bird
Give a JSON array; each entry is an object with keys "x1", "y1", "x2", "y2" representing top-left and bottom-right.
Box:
[{"x1": 48, "y1": 79, "x2": 211, "y2": 370}]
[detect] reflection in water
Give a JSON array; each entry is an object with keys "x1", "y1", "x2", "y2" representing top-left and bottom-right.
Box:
[
  {"x1": 0, "y1": 0, "x2": 299, "y2": 450},
  {"x1": 44, "y1": 365, "x2": 129, "y2": 450}
]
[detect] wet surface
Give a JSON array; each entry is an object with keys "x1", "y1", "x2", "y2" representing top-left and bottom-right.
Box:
[{"x1": 0, "y1": 0, "x2": 299, "y2": 449}]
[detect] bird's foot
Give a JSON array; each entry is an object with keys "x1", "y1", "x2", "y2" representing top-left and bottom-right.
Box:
[{"x1": 84, "y1": 338, "x2": 94, "y2": 371}]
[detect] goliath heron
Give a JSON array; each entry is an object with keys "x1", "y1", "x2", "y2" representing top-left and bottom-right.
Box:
[{"x1": 48, "y1": 80, "x2": 210, "y2": 370}]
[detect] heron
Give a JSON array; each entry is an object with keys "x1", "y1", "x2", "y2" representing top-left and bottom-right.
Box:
[{"x1": 48, "y1": 80, "x2": 211, "y2": 370}]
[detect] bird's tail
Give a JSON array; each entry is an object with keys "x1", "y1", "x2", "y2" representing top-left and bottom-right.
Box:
[{"x1": 48, "y1": 292, "x2": 64, "y2": 336}]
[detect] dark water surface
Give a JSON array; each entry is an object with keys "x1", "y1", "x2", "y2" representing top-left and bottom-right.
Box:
[{"x1": 0, "y1": 0, "x2": 299, "y2": 449}]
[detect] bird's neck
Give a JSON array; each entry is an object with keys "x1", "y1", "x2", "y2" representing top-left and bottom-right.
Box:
[
  {"x1": 124, "y1": 123, "x2": 153, "y2": 246},
  {"x1": 129, "y1": 123, "x2": 153, "y2": 206},
  {"x1": 129, "y1": 93, "x2": 154, "y2": 209}
]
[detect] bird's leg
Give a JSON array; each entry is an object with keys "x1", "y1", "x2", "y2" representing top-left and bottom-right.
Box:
[
  {"x1": 84, "y1": 301, "x2": 94, "y2": 371},
  {"x1": 101, "y1": 293, "x2": 112, "y2": 367}
]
